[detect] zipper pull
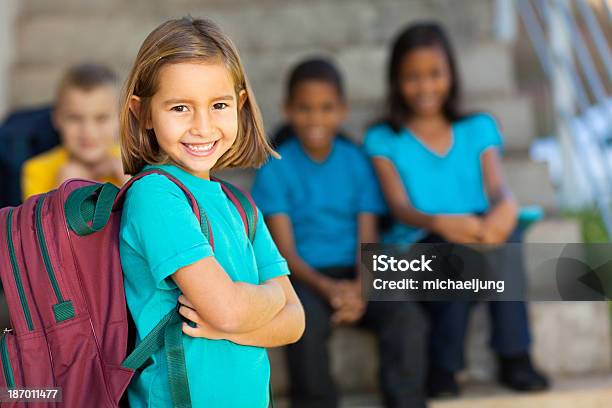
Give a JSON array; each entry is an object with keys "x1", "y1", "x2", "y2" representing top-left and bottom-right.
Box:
[{"x1": 2, "y1": 328, "x2": 12, "y2": 334}]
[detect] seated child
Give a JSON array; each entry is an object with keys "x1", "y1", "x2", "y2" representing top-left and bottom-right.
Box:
[
  {"x1": 21, "y1": 63, "x2": 128, "y2": 199},
  {"x1": 364, "y1": 22, "x2": 549, "y2": 397},
  {"x1": 252, "y1": 58, "x2": 428, "y2": 408}
]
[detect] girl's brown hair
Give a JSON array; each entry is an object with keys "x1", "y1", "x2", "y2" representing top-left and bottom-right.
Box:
[{"x1": 120, "y1": 17, "x2": 276, "y2": 175}]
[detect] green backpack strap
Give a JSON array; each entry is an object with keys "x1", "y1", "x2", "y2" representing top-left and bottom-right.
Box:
[
  {"x1": 65, "y1": 182, "x2": 120, "y2": 236},
  {"x1": 116, "y1": 168, "x2": 209, "y2": 408},
  {"x1": 121, "y1": 305, "x2": 192, "y2": 407}
]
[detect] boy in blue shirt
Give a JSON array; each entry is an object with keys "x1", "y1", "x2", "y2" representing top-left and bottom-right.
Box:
[{"x1": 252, "y1": 58, "x2": 428, "y2": 408}]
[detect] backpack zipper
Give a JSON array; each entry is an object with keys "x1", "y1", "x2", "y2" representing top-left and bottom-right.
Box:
[
  {"x1": 6, "y1": 209, "x2": 34, "y2": 331},
  {"x1": 35, "y1": 196, "x2": 75, "y2": 322},
  {"x1": 0, "y1": 329, "x2": 15, "y2": 388}
]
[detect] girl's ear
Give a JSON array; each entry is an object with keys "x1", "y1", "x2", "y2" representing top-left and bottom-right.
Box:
[
  {"x1": 238, "y1": 89, "x2": 247, "y2": 109},
  {"x1": 129, "y1": 95, "x2": 152, "y2": 129}
]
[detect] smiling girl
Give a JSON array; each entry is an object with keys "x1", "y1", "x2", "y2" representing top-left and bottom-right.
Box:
[
  {"x1": 364, "y1": 22, "x2": 548, "y2": 397},
  {"x1": 118, "y1": 17, "x2": 304, "y2": 407}
]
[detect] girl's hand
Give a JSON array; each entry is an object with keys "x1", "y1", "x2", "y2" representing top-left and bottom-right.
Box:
[
  {"x1": 178, "y1": 295, "x2": 227, "y2": 340},
  {"x1": 432, "y1": 214, "x2": 484, "y2": 244},
  {"x1": 481, "y1": 202, "x2": 517, "y2": 245}
]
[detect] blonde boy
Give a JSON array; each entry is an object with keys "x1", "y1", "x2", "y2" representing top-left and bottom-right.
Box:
[{"x1": 22, "y1": 64, "x2": 128, "y2": 199}]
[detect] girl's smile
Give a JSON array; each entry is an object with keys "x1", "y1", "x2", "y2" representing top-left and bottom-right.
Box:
[
  {"x1": 133, "y1": 61, "x2": 245, "y2": 179},
  {"x1": 181, "y1": 140, "x2": 219, "y2": 157}
]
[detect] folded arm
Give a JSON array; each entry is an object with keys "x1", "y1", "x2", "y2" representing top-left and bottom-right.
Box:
[
  {"x1": 172, "y1": 256, "x2": 286, "y2": 333},
  {"x1": 180, "y1": 275, "x2": 305, "y2": 347}
]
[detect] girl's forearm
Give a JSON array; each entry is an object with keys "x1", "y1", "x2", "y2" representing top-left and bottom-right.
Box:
[
  {"x1": 226, "y1": 281, "x2": 287, "y2": 333},
  {"x1": 394, "y1": 203, "x2": 437, "y2": 231},
  {"x1": 484, "y1": 197, "x2": 518, "y2": 232},
  {"x1": 225, "y1": 302, "x2": 305, "y2": 347}
]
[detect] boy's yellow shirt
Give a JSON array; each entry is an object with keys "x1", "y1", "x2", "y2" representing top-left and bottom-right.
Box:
[{"x1": 21, "y1": 145, "x2": 123, "y2": 200}]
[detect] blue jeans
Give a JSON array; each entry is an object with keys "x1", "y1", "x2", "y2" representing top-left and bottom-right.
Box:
[
  {"x1": 286, "y1": 266, "x2": 428, "y2": 408},
  {"x1": 419, "y1": 230, "x2": 532, "y2": 372}
]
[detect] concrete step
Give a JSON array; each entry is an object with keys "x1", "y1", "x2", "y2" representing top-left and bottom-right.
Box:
[
  {"x1": 431, "y1": 376, "x2": 612, "y2": 408},
  {"x1": 18, "y1": 0, "x2": 494, "y2": 58},
  {"x1": 459, "y1": 43, "x2": 517, "y2": 96},
  {"x1": 502, "y1": 153, "x2": 557, "y2": 211},
  {"x1": 272, "y1": 375, "x2": 612, "y2": 407},
  {"x1": 463, "y1": 93, "x2": 537, "y2": 152},
  {"x1": 464, "y1": 301, "x2": 610, "y2": 381},
  {"x1": 523, "y1": 217, "x2": 582, "y2": 243},
  {"x1": 268, "y1": 299, "x2": 611, "y2": 396}
]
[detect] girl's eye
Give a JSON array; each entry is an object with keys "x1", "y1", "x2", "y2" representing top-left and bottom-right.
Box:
[
  {"x1": 213, "y1": 102, "x2": 229, "y2": 110},
  {"x1": 322, "y1": 103, "x2": 335, "y2": 113},
  {"x1": 171, "y1": 105, "x2": 189, "y2": 112}
]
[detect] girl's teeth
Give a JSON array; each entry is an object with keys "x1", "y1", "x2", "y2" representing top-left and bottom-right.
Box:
[{"x1": 186, "y1": 142, "x2": 214, "y2": 152}]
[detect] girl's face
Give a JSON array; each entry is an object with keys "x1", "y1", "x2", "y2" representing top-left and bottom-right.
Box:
[
  {"x1": 284, "y1": 80, "x2": 346, "y2": 153},
  {"x1": 137, "y1": 61, "x2": 245, "y2": 179},
  {"x1": 398, "y1": 45, "x2": 452, "y2": 118}
]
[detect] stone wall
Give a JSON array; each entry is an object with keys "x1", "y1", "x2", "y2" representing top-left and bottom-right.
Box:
[
  {"x1": 10, "y1": 0, "x2": 497, "y2": 141},
  {"x1": 0, "y1": 0, "x2": 19, "y2": 119}
]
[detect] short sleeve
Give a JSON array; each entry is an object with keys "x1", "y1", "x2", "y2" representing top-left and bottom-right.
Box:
[
  {"x1": 474, "y1": 113, "x2": 504, "y2": 154},
  {"x1": 363, "y1": 125, "x2": 393, "y2": 160},
  {"x1": 251, "y1": 160, "x2": 290, "y2": 216},
  {"x1": 21, "y1": 152, "x2": 57, "y2": 200},
  {"x1": 252, "y1": 208, "x2": 290, "y2": 283},
  {"x1": 354, "y1": 150, "x2": 386, "y2": 214},
  {"x1": 21, "y1": 159, "x2": 42, "y2": 200},
  {"x1": 121, "y1": 174, "x2": 214, "y2": 290}
]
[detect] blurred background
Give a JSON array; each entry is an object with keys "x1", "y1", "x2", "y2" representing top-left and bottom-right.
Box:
[{"x1": 0, "y1": 0, "x2": 611, "y2": 406}]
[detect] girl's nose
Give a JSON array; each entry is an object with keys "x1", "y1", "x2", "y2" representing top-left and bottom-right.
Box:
[
  {"x1": 419, "y1": 79, "x2": 436, "y2": 94},
  {"x1": 191, "y1": 110, "x2": 213, "y2": 136}
]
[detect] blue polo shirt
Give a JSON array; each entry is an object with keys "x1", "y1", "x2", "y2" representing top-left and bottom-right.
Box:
[
  {"x1": 252, "y1": 137, "x2": 385, "y2": 269},
  {"x1": 363, "y1": 113, "x2": 503, "y2": 244},
  {"x1": 119, "y1": 164, "x2": 289, "y2": 408}
]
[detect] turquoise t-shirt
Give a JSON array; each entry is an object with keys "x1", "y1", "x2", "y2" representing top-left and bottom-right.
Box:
[
  {"x1": 363, "y1": 113, "x2": 503, "y2": 244},
  {"x1": 251, "y1": 137, "x2": 385, "y2": 269},
  {"x1": 119, "y1": 164, "x2": 290, "y2": 408}
]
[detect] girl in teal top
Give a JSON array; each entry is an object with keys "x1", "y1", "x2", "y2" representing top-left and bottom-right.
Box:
[
  {"x1": 364, "y1": 22, "x2": 548, "y2": 397},
  {"x1": 118, "y1": 17, "x2": 305, "y2": 408}
]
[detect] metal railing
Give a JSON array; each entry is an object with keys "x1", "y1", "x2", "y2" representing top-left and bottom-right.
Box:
[{"x1": 515, "y1": 0, "x2": 612, "y2": 236}]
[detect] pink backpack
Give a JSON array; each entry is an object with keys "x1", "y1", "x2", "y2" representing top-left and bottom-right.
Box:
[{"x1": 0, "y1": 168, "x2": 258, "y2": 407}]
